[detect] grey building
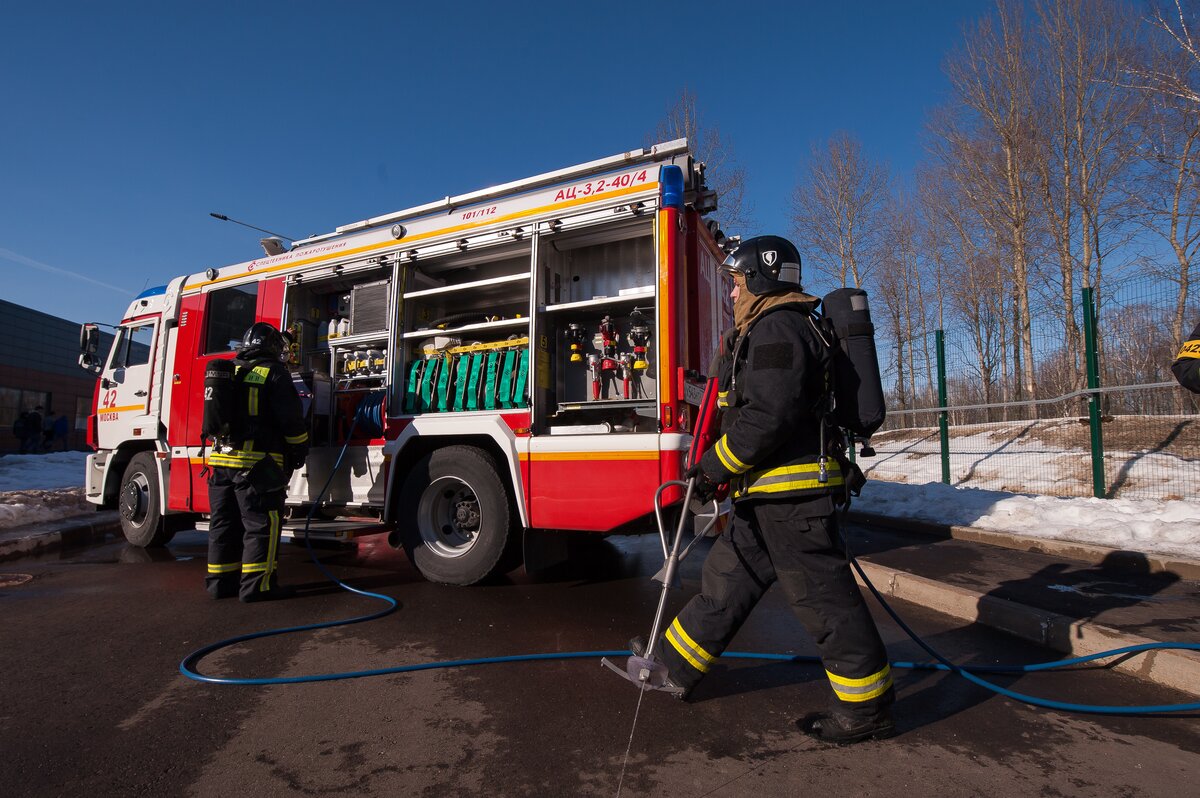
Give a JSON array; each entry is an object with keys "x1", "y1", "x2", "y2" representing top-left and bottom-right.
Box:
[{"x1": 1, "y1": 298, "x2": 115, "y2": 453}]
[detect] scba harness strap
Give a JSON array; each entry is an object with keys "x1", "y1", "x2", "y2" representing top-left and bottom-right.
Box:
[
  {"x1": 722, "y1": 305, "x2": 866, "y2": 506},
  {"x1": 202, "y1": 358, "x2": 285, "y2": 471}
]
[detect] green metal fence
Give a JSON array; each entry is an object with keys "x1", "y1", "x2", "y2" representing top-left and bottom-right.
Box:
[{"x1": 866, "y1": 276, "x2": 1200, "y2": 501}]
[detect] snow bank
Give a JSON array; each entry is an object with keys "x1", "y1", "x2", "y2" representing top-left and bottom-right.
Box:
[
  {"x1": 0, "y1": 452, "x2": 92, "y2": 530},
  {"x1": 0, "y1": 451, "x2": 89, "y2": 492},
  {"x1": 0, "y1": 487, "x2": 92, "y2": 530},
  {"x1": 856, "y1": 480, "x2": 1200, "y2": 562}
]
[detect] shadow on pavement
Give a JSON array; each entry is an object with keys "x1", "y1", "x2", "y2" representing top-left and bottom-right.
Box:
[{"x1": 896, "y1": 550, "x2": 1183, "y2": 728}]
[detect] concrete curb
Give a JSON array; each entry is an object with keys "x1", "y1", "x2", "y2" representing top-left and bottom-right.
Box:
[
  {"x1": 855, "y1": 559, "x2": 1200, "y2": 699},
  {"x1": 848, "y1": 511, "x2": 1200, "y2": 582},
  {"x1": 0, "y1": 512, "x2": 121, "y2": 563}
]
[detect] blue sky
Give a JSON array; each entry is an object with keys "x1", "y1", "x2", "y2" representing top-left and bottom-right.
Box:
[{"x1": 0, "y1": 1, "x2": 994, "y2": 326}]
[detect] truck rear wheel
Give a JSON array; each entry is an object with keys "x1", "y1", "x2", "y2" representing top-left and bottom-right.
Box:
[
  {"x1": 399, "y1": 445, "x2": 512, "y2": 585},
  {"x1": 118, "y1": 452, "x2": 176, "y2": 548}
]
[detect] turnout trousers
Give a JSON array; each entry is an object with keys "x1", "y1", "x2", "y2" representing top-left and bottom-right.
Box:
[
  {"x1": 205, "y1": 464, "x2": 287, "y2": 600},
  {"x1": 657, "y1": 500, "x2": 894, "y2": 719}
]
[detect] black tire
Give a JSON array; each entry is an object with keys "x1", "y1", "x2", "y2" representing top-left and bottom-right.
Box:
[
  {"x1": 398, "y1": 445, "x2": 512, "y2": 585},
  {"x1": 117, "y1": 452, "x2": 176, "y2": 548}
]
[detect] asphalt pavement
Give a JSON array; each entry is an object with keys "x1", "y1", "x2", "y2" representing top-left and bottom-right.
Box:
[
  {"x1": 5, "y1": 521, "x2": 1199, "y2": 797},
  {"x1": 2, "y1": 504, "x2": 1199, "y2": 699}
]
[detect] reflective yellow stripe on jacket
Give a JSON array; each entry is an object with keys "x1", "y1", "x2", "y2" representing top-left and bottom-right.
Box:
[
  {"x1": 206, "y1": 450, "x2": 285, "y2": 469},
  {"x1": 712, "y1": 435, "x2": 752, "y2": 475},
  {"x1": 733, "y1": 460, "x2": 843, "y2": 499},
  {"x1": 243, "y1": 365, "x2": 270, "y2": 419}
]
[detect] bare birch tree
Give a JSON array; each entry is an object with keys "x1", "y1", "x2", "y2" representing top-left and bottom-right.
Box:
[
  {"x1": 1031, "y1": 0, "x2": 1144, "y2": 385},
  {"x1": 1129, "y1": 93, "x2": 1200, "y2": 347},
  {"x1": 919, "y1": 162, "x2": 1008, "y2": 421},
  {"x1": 654, "y1": 88, "x2": 751, "y2": 233},
  {"x1": 873, "y1": 248, "x2": 910, "y2": 425},
  {"x1": 1123, "y1": 2, "x2": 1200, "y2": 366},
  {"x1": 1125, "y1": 0, "x2": 1200, "y2": 104},
  {"x1": 882, "y1": 191, "x2": 937, "y2": 409},
  {"x1": 791, "y1": 132, "x2": 890, "y2": 288},
  {"x1": 939, "y1": 0, "x2": 1040, "y2": 407}
]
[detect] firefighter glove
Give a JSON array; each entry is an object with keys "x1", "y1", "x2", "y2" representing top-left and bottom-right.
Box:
[{"x1": 684, "y1": 464, "x2": 720, "y2": 504}]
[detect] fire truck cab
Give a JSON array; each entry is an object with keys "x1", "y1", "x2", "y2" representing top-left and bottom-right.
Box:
[{"x1": 80, "y1": 139, "x2": 733, "y2": 584}]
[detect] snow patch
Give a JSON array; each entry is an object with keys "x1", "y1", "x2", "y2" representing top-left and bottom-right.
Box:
[{"x1": 855, "y1": 480, "x2": 1200, "y2": 561}]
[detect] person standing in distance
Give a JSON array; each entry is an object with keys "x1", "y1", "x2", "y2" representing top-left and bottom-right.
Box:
[
  {"x1": 205, "y1": 323, "x2": 309, "y2": 602},
  {"x1": 631, "y1": 235, "x2": 895, "y2": 744},
  {"x1": 26, "y1": 406, "x2": 44, "y2": 453},
  {"x1": 1172, "y1": 321, "x2": 1200, "y2": 393}
]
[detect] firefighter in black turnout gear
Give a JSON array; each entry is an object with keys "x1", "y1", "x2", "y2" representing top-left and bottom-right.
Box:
[
  {"x1": 1172, "y1": 320, "x2": 1200, "y2": 393},
  {"x1": 205, "y1": 323, "x2": 309, "y2": 602},
  {"x1": 634, "y1": 235, "x2": 895, "y2": 744}
]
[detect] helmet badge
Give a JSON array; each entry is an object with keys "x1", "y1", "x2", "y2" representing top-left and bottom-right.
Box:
[{"x1": 761, "y1": 250, "x2": 778, "y2": 269}]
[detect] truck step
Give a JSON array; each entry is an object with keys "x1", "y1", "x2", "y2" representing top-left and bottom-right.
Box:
[{"x1": 193, "y1": 519, "x2": 388, "y2": 542}]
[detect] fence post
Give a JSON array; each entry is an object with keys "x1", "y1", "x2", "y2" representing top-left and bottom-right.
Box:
[
  {"x1": 936, "y1": 329, "x2": 950, "y2": 485},
  {"x1": 1082, "y1": 287, "x2": 1106, "y2": 498}
]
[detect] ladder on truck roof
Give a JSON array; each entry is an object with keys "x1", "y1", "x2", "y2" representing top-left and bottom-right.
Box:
[{"x1": 293, "y1": 139, "x2": 692, "y2": 247}]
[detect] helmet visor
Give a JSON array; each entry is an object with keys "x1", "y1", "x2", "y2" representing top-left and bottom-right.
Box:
[{"x1": 719, "y1": 252, "x2": 744, "y2": 276}]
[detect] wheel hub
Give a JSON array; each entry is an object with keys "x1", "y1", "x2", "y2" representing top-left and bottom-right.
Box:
[
  {"x1": 453, "y1": 499, "x2": 480, "y2": 531},
  {"x1": 418, "y1": 476, "x2": 484, "y2": 558},
  {"x1": 120, "y1": 474, "x2": 148, "y2": 524}
]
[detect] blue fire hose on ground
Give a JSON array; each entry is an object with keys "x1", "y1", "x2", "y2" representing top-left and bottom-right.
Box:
[{"x1": 180, "y1": 394, "x2": 1200, "y2": 714}]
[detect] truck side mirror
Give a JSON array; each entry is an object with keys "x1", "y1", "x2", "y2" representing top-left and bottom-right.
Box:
[
  {"x1": 78, "y1": 324, "x2": 102, "y2": 373},
  {"x1": 80, "y1": 323, "x2": 100, "y2": 354}
]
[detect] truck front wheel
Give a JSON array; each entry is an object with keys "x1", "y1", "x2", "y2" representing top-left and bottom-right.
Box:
[
  {"x1": 398, "y1": 445, "x2": 512, "y2": 585},
  {"x1": 118, "y1": 452, "x2": 176, "y2": 548}
]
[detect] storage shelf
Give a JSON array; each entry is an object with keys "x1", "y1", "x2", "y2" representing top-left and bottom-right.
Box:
[
  {"x1": 403, "y1": 271, "x2": 530, "y2": 299},
  {"x1": 333, "y1": 379, "x2": 386, "y2": 389},
  {"x1": 402, "y1": 317, "x2": 529, "y2": 339},
  {"x1": 555, "y1": 398, "x2": 657, "y2": 413},
  {"x1": 327, "y1": 331, "x2": 388, "y2": 347},
  {"x1": 542, "y1": 290, "x2": 654, "y2": 313}
]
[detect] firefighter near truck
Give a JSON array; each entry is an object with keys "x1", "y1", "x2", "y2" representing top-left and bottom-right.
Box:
[{"x1": 78, "y1": 140, "x2": 738, "y2": 585}]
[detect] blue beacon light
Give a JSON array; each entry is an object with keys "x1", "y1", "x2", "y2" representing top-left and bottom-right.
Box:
[{"x1": 660, "y1": 165, "x2": 685, "y2": 211}]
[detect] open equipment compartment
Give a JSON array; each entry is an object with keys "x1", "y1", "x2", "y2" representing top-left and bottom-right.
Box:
[
  {"x1": 282, "y1": 262, "x2": 394, "y2": 446},
  {"x1": 399, "y1": 240, "x2": 533, "y2": 415},
  {"x1": 391, "y1": 211, "x2": 660, "y2": 432},
  {"x1": 536, "y1": 216, "x2": 658, "y2": 434}
]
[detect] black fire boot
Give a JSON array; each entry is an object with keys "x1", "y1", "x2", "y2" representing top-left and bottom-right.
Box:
[
  {"x1": 798, "y1": 710, "x2": 896, "y2": 745},
  {"x1": 629, "y1": 637, "x2": 690, "y2": 700},
  {"x1": 240, "y1": 584, "x2": 298, "y2": 603},
  {"x1": 207, "y1": 577, "x2": 239, "y2": 600}
]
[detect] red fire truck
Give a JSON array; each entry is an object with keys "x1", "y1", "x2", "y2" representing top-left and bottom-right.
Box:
[{"x1": 79, "y1": 139, "x2": 733, "y2": 584}]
